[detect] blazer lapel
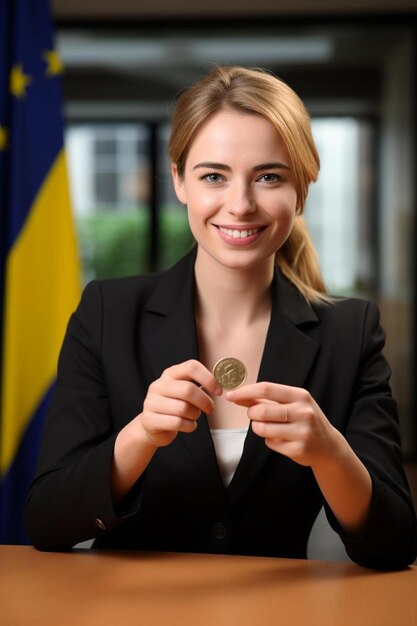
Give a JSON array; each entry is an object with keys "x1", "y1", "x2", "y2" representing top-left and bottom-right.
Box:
[
  {"x1": 141, "y1": 248, "x2": 199, "y2": 378},
  {"x1": 140, "y1": 249, "x2": 225, "y2": 495},
  {"x1": 228, "y1": 270, "x2": 320, "y2": 505}
]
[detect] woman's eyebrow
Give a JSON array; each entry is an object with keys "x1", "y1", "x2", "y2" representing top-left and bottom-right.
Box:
[
  {"x1": 253, "y1": 162, "x2": 291, "y2": 171},
  {"x1": 192, "y1": 161, "x2": 291, "y2": 172},
  {"x1": 193, "y1": 161, "x2": 231, "y2": 171}
]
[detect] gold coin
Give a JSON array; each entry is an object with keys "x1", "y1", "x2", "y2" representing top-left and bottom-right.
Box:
[{"x1": 212, "y1": 357, "x2": 247, "y2": 390}]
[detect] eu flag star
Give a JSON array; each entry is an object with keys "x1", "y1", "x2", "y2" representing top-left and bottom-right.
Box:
[
  {"x1": 0, "y1": 125, "x2": 8, "y2": 150},
  {"x1": 10, "y1": 64, "x2": 32, "y2": 98},
  {"x1": 43, "y1": 50, "x2": 63, "y2": 77}
]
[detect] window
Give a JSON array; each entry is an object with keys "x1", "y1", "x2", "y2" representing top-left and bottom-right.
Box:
[
  {"x1": 67, "y1": 124, "x2": 151, "y2": 281},
  {"x1": 305, "y1": 118, "x2": 376, "y2": 297}
]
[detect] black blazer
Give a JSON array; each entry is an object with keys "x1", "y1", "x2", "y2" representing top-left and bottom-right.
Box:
[{"x1": 25, "y1": 250, "x2": 417, "y2": 569}]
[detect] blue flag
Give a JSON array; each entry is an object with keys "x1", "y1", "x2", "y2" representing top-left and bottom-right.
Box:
[{"x1": 0, "y1": 0, "x2": 81, "y2": 544}]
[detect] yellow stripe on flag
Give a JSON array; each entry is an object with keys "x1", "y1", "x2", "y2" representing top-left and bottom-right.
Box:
[{"x1": 1, "y1": 149, "x2": 81, "y2": 476}]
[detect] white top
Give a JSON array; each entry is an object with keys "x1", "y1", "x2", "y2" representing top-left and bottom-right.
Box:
[{"x1": 210, "y1": 428, "x2": 248, "y2": 487}]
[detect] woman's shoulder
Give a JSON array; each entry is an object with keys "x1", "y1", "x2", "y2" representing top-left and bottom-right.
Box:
[
  {"x1": 91, "y1": 270, "x2": 162, "y2": 296},
  {"x1": 311, "y1": 294, "x2": 383, "y2": 343},
  {"x1": 78, "y1": 270, "x2": 167, "y2": 315},
  {"x1": 276, "y1": 268, "x2": 379, "y2": 328},
  {"x1": 78, "y1": 249, "x2": 197, "y2": 314},
  {"x1": 315, "y1": 293, "x2": 378, "y2": 315}
]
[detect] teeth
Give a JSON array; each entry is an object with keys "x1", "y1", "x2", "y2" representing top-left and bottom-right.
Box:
[{"x1": 219, "y1": 227, "x2": 261, "y2": 238}]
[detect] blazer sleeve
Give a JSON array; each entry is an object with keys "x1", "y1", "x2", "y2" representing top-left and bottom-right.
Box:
[
  {"x1": 323, "y1": 301, "x2": 417, "y2": 569},
  {"x1": 24, "y1": 281, "x2": 141, "y2": 551}
]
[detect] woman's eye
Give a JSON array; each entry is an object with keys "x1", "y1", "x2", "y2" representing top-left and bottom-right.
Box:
[
  {"x1": 258, "y1": 173, "x2": 282, "y2": 183},
  {"x1": 202, "y1": 173, "x2": 223, "y2": 183}
]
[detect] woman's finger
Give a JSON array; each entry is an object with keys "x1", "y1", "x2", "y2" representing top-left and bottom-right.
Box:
[
  {"x1": 163, "y1": 359, "x2": 222, "y2": 397},
  {"x1": 144, "y1": 394, "x2": 201, "y2": 421},
  {"x1": 226, "y1": 382, "x2": 310, "y2": 406},
  {"x1": 251, "y1": 419, "x2": 299, "y2": 440},
  {"x1": 247, "y1": 401, "x2": 290, "y2": 423},
  {"x1": 149, "y1": 377, "x2": 217, "y2": 415},
  {"x1": 142, "y1": 413, "x2": 199, "y2": 435}
]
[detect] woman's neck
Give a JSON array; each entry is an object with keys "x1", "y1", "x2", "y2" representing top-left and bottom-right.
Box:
[{"x1": 194, "y1": 247, "x2": 274, "y2": 329}]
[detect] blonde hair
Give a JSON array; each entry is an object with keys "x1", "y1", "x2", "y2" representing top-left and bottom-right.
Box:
[{"x1": 168, "y1": 65, "x2": 328, "y2": 303}]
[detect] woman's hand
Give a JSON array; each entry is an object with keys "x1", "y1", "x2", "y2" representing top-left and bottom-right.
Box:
[
  {"x1": 226, "y1": 381, "x2": 372, "y2": 535},
  {"x1": 111, "y1": 360, "x2": 222, "y2": 504},
  {"x1": 139, "y1": 359, "x2": 222, "y2": 448},
  {"x1": 226, "y1": 382, "x2": 341, "y2": 468}
]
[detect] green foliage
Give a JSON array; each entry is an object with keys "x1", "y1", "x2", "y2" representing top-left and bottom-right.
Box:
[
  {"x1": 159, "y1": 207, "x2": 195, "y2": 271},
  {"x1": 76, "y1": 205, "x2": 194, "y2": 282},
  {"x1": 76, "y1": 208, "x2": 149, "y2": 281}
]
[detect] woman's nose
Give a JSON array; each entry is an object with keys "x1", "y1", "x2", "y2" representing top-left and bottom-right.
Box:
[{"x1": 226, "y1": 182, "x2": 256, "y2": 217}]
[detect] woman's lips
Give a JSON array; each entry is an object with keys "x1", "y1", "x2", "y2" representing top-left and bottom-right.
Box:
[{"x1": 214, "y1": 225, "x2": 266, "y2": 245}]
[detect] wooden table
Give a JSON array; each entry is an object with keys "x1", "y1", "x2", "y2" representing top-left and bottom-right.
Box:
[{"x1": 1, "y1": 545, "x2": 416, "y2": 626}]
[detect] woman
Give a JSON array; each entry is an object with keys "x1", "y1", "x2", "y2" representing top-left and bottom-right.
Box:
[{"x1": 25, "y1": 66, "x2": 417, "y2": 569}]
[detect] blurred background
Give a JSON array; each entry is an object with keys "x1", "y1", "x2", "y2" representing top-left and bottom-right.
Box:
[{"x1": 2, "y1": 0, "x2": 416, "y2": 556}]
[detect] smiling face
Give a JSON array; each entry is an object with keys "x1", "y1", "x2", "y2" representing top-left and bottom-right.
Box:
[{"x1": 172, "y1": 109, "x2": 298, "y2": 274}]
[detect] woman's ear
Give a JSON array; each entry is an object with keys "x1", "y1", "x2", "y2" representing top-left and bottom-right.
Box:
[{"x1": 171, "y1": 164, "x2": 187, "y2": 205}]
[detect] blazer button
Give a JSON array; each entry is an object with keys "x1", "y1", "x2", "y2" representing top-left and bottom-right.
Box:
[
  {"x1": 95, "y1": 518, "x2": 107, "y2": 531},
  {"x1": 212, "y1": 522, "x2": 228, "y2": 540}
]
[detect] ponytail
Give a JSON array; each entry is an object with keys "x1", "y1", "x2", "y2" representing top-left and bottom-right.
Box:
[{"x1": 277, "y1": 216, "x2": 330, "y2": 304}]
